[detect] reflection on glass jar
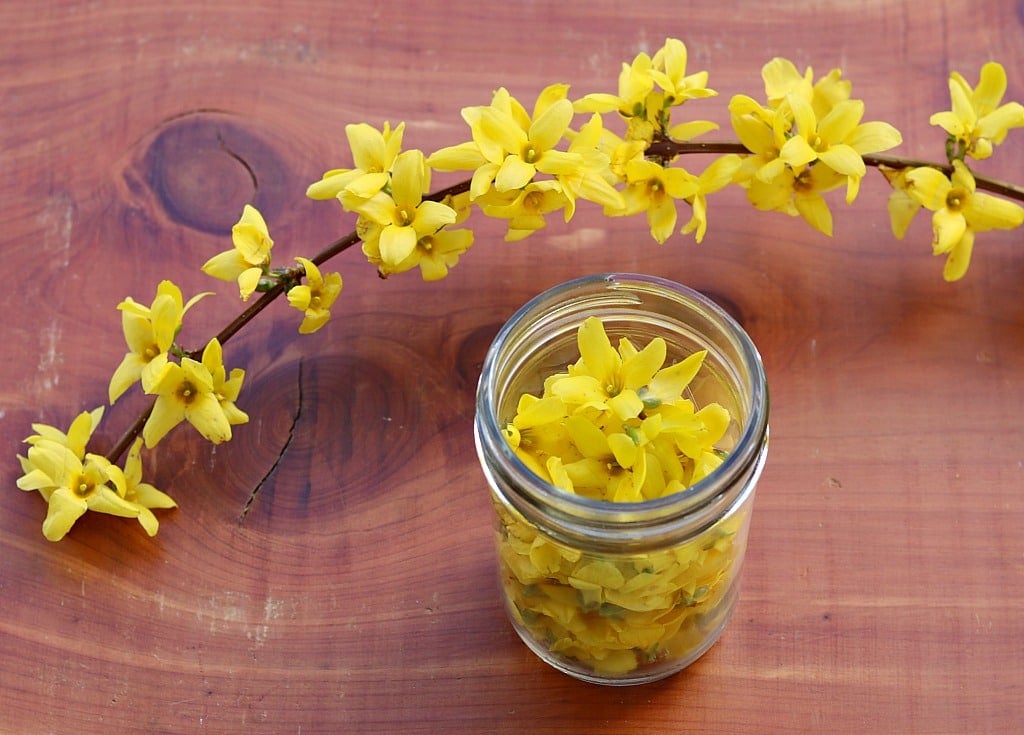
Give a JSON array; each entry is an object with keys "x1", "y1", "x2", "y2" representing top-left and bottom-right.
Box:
[{"x1": 475, "y1": 274, "x2": 769, "y2": 685}]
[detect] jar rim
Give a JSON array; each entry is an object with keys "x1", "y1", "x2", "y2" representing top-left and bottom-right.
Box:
[{"x1": 475, "y1": 272, "x2": 769, "y2": 531}]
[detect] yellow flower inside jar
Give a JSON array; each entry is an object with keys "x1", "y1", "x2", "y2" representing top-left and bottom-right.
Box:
[{"x1": 475, "y1": 273, "x2": 769, "y2": 685}]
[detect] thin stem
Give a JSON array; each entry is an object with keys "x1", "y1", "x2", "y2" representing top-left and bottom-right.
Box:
[
  {"x1": 648, "y1": 139, "x2": 1024, "y2": 202},
  {"x1": 106, "y1": 402, "x2": 155, "y2": 463}
]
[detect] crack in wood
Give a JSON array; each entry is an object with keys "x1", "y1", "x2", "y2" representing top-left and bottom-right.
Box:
[
  {"x1": 238, "y1": 360, "x2": 303, "y2": 523},
  {"x1": 216, "y1": 130, "x2": 259, "y2": 194}
]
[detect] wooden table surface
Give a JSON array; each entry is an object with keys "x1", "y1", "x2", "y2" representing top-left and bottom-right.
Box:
[{"x1": 2, "y1": 1, "x2": 1022, "y2": 733}]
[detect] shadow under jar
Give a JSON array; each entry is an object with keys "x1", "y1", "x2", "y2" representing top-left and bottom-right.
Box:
[{"x1": 475, "y1": 273, "x2": 769, "y2": 685}]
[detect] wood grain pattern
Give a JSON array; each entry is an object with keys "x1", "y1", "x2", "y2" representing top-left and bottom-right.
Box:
[{"x1": 2, "y1": 1, "x2": 1022, "y2": 732}]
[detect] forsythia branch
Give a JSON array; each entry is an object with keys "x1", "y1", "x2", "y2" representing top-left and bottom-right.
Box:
[{"x1": 17, "y1": 37, "x2": 1024, "y2": 541}]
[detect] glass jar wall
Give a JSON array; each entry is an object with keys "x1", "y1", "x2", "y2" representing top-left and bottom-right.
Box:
[{"x1": 475, "y1": 273, "x2": 769, "y2": 685}]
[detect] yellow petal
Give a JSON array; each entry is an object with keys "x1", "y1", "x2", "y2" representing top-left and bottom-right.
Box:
[
  {"x1": 570, "y1": 561, "x2": 626, "y2": 591},
  {"x1": 904, "y1": 167, "x2": 951, "y2": 210},
  {"x1": 565, "y1": 415, "x2": 611, "y2": 460},
  {"x1": 779, "y1": 135, "x2": 818, "y2": 167},
  {"x1": 495, "y1": 155, "x2": 536, "y2": 191},
  {"x1": 345, "y1": 122, "x2": 387, "y2": 171},
  {"x1": 978, "y1": 102, "x2": 1024, "y2": 145},
  {"x1": 846, "y1": 121, "x2": 902, "y2": 154},
  {"x1": 528, "y1": 97, "x2": 573, "y2": 151},
  {"x1": 973, "y1": 62, "x2": 1007, "y2": 115},
  {"x1": 931, "y1": 207, "x2": 966, "y2": 254},
  {"x1": 390, "y1": 149, "x2": 428, "y2": 207},
  {"x1": 577, "y1": 316, "x2": 618, "y2": 387},
  {"x1": 201, "y1": 248, "x2": 248, "y2": 282},
  {"x1": 412, "y1": 200, "x2": 457, "y2": 236},
  {"x1": 87, "y1": 485, "x2": 143, "y2": 518},
  {"x1": 552, "y1": 375, "x2": 606, "y2": 408},
  {"x1": 762, "y1": 58, "x2": 808, "y2": 103},
  {"x1": 817, "y1": 99, "x2": 864, "y2": 143},
  {"x1": 620, "y1": 338, "x2": 666, "y2": 391},
  {"x1": 135, "y1": 508, "x2": 159, "y2": 536},
  {"x1": 928, "y1": 110, "x2": 965, "y2": 137},
  {"x1": 794, "y1": 192, "x2": 833, "y2": 236},
  {"x1": 965, "y1": 191, "x2": 1024, "y2": 233},
  {"x1": 545, "y1": 456, "x2": 574, "y2": 493},
  {"x1": 299, "y1": 312, "x2": 330, "y2": 335},
  {"x1": 379, "y1": 225, "x2": 418, "y2": 266},
  {"x1": 608, "y1": 390, "x2": 644, "y2": 421},
  {"x1": 479, "y1": 107, "x2": 528, "y2": 155},
  {"x1": 287, "y1": 284, "x2": 312, "y2": 311},
  {"x1": 647, "y1": 350, "x2": 706, "y2": 404},
  {"x1": 886, "y1": 188, "x2": 921, "y2": 239},
  {"x1": 608, "y1": 432, "x2": 638, "y2": 469},
  {"x1": 237, "y1": 267, "x2": 263, "y2": 300},
  {"x1": 143, "y1": 395, "x2": 186, "y2": 447},
  {"x1": 818, "y1": 144, "x2": 866, "y2": 178},
  {"x1": 948, "y1": 75, "x2": 977, "y2": 125},
  {"x1": 513, "y1": 396, "x2": 566, "y2": 429},
  {"x1": 109, "y1": 354, "x2": 144, "y2": 403},
  {"x1": 344, "y1": 172, "x2": 390, "y2": 199},
  {"x1": 426, "y1": 141, "x2": 488, "y2": 171},
  {"x1": 305, "y1": 168, "x2": 358, "y2": 200},
  {"x1": 942, "y1": 228, "x2": 975, "y2": 282},
  {"x1": 41, "y1": 488, "x2": 88, "y2": 541},
  {"x1": 186, "y1": 393, "x2": 232, "y2": 444},
  {"x1": 666, "y1": 120, "x2": 718, "y2": 141},
  {"x1": 647, "y1": 196, "x2": 677, "y2": 244}
]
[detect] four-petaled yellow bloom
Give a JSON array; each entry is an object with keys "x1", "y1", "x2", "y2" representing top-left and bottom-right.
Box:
[
  {"x1": 904, "y1": 160, "x2": 1024, "y2": 281},
  {"x1": 477, "y1": 180, "x2": 572, "y2": 242},
  {"x1": 201, "y1": 204, "x2": 274, "y2": 300},
  {"x1": 615, "y1": 158, "x2": 699, "y2": 244},
  {"x1": 930, "y1": 62, "x2": 1024, "y2": 160},
  {"x1": 353, "y1": 149, "x2": 457, "y2": 268},
  {"x1": 109, "y1": 280, "x2": 209, "y2": 403},
  {"x1": 201, "y1": 337, "x2": 250, "y2": 428},
  {"x1": 306, "y1": 121, "x2": 406, "y2": 201},
  {"x1": 505, "y1": 316, "x2": 729, "y2": 503},
  {"x1": 16, "y1": 408, "x2": 175, "y2": 541},
  {"x1": 287, "y1": 257, "x2": 343, "y2": 334},
  {"x1": 142, "y1": 338, "x2": 242, "y2": 447}
]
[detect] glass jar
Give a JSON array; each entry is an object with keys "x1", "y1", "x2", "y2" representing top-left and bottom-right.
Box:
[{"x1": 474, "y1": 273, "x2": 769, "y2": 685}]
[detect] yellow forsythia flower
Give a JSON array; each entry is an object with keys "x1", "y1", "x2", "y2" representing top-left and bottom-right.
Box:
[
  {"x1": 306, "y1": 121, "x2": 406, "y2": 201},
  {"x1": 287, "y1": 257, "x2": 343, "y2": 334},
  {"x1": 904, "y1": 160, "x2": 1024, "y2": 281},
  {"x1": 108, "y1": 280, "x2": 209, "y2": 403},
  {"x1": 16, "y1": 409, "x2": 173, "y2": 541},
  {"x1": 349, "y1": 149, "x2": 457, "y2": 268},
  {"x1": 142, "y1": 339, "x2": 240, "y2": 447},
  {"x1": 123, "y1": 438, "x2": 177, "y2": 537},
  {"x1": 930, "y1": 62, "x2": 1024, "y2": 160},
  {"x1": 494, "y1": 316, "x2": 741, "y2": 675},
  {"x1": 201, "y1": 204, "x2": 274, "y2": 300}
]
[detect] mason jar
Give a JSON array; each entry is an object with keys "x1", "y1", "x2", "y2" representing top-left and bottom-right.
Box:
[{"x1": 474, "y1": 273, "x2": 769, "y2": 685}]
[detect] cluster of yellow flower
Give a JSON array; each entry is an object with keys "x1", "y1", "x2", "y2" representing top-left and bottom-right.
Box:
[
  {"x1": 306, "y1": 38, "x2": 1022, "y2": 282},
  {"x1": 17, "y1": 409, "x2": 176, "y2": 541},
  {"x1": 15, "y1": 37, "x2": 1024, "y2": 542},
  {"x1": 494, "y1": 315, "x2": 743, "y2": 676},
  {"x1": 497, "y1": 501, "x2": 744, "y2": 677},
  {"x1": 884, "y1": 62, "x2": 1024, "y2": 280},
  {"x1": 502, "y1": 316, "x2": 728, "y2": 502},
  {"x1": 15, "y1": 210, "x2": 343, "y2": 540}
]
